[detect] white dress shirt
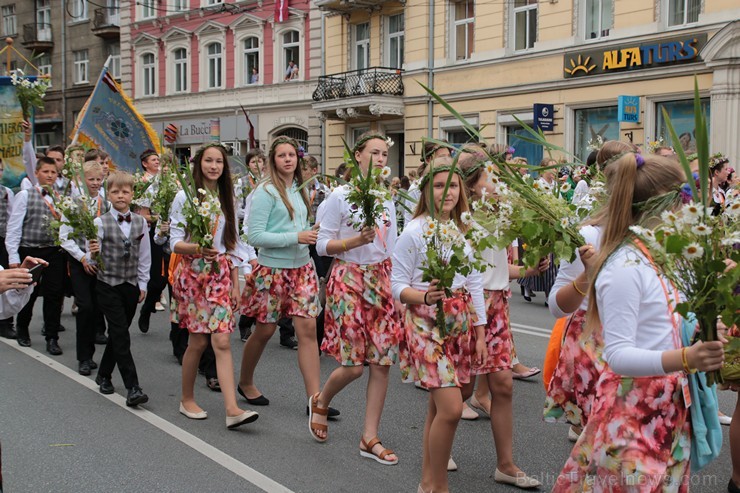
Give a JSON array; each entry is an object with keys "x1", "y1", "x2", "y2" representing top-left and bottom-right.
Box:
[
  {"x1": 94, "y1": 209, "x2": 152, "y2": 291},
  {"x1": 548, "y1": 225, "x2": 602, "y2": 318},
  {"x1": 391, "y1": 216, "x2": 487, "y2": 326},
  {"x1": 402, "y1": 183, "x2": 421, "y2": 227},
  {"x1": 0, "y1": 266, "x2": 33, "y2": 318},
  {"x1": 315, "y1": 185, "x2": 396, "y2": 265},
  {"x1": 60, "y1": 195, "x2": 107, "y2": 263},
  {"x1": 5, "y1": 188, "x2": 57, "y2": 265},
  {"x1": 170, "y1": 190, "x2": 253, "y2": 268},
  {"x1": 597, "y1": 244, "x2": 681, "y2": 377},
  {"x1": 480, "y1": 247, "x2": 511, "y2": 291}
]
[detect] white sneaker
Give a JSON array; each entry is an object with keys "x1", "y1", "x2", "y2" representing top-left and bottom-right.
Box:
[
  {"x1": 447, "y1": 456, "x2": 457, "y2": 471},
  {"x1": 155, "y1": 302, "x2": 165, "y2": 312}
]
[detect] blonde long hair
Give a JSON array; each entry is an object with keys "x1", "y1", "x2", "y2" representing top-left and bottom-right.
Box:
[{"x1": 585, "y1": 153, "x2": 685, "y2": 331}]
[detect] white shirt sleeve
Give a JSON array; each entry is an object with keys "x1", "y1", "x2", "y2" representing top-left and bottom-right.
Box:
[
  {"x1": 169, "y1": 191, "x2": 187, "y2": 252},
  {"x1": 598, "y1": 252, "x2": 667, "y2": 377},
  {"x1": 315, "y1": 190, "x2": 342, "y2": 257},
  {"x1": 0, "y1": 267, "x2": 33, "y2": 318},
  {"x1": 465, "y1": 268, "x2": 487, "y2": 326},
  {"x1": 137, "y1": 222, "x2": 151, "y2": 291},
  {"x1": 59, "y1": 215, "x2": 87, "y2": 262},
  {"x1": 548, "y1": 225, "x2": 601, "y2": 318},
  {"x1": 22, "y1": 141, "x2": 38, "y2": 187},
  {"x1": 5, "y1": 191, "x2": 28, "y2": 265},
  {"x1": 391, "y1": 227, "x2": 419, "y2": 301}
]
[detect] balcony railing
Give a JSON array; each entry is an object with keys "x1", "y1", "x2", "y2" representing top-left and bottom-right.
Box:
[
  {"x1": 22, "y1": 23, "x2": 53, "y2": 48},
  {"x1": 312, "y1": 67, "x2": 404, "y2": 102},
  {"x1": 93, "y1": 7, "x2": 120, "y2": 29}
]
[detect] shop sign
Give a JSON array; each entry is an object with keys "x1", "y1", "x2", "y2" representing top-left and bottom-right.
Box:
[
  {"x1": 563, "y1": 33, "x2": 707, "y2": 79},
  {"x1": 151, "y1": 115, "x2": 252, "y2": 145},
  {"x1": 617, "y1": 96, "x2": 640, "y2": 123},
  {"x1": 533, "y1": 103, "x2": 554, "y2": 131}
]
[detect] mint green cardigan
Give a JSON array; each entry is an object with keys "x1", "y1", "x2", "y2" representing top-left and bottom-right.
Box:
[{"x1": 247, "y1": 183, "x2": 311, "y2": 268}]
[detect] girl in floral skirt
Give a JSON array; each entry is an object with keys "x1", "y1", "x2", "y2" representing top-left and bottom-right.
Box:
[
  {"x1": 310, "y1": 132, "x2": 400, "y2": 461},
  {"x1": 171, "y1": 143, "x2": 258, "y2": 429},
  {"x1": 543, "y1": 141, "x2": 634, "y2": 439},
  {"x1": 391, "y1": 158, "x2": 487, "y2": 493},
  {"x1": 458, "y1": 146, "x2": 545, "y2": 489},
  {"x1": 553, "y1": 153, "x2": 725, "y2": 492},
  {"x1": 238, "y1": 137, "x2": 322, "y2": 409}
]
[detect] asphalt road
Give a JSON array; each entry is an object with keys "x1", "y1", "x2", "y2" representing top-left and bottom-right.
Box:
[{"x1": 0, "y1": 285, "x2": 736, "y2": 493}]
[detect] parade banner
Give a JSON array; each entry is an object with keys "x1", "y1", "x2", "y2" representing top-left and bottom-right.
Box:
[
  {"x1": 0, "y1": 77, "x2": 27, "y2": 189},
  {"x1": 72, "y1": 64, "x2": 161, "y2": 172}
]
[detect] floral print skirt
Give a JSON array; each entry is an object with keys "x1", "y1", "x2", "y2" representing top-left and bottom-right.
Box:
[
  {"x1": 321, "y1": 259, "x2": 400, "y2": 366},
  {"x1": 544, "y1": 309, "x2": 606, "y2": 428},
  {"x1": 553, "y1": 369, "x2": 690, "y2": 493},
  {"x1": 241, "y1": 262, "x2": 320, "y2": 324},
  {"x1": 173, "y1": 254, "x2": 235, "y2": 334},
  {"x1": 472, "y1": 289, "x2": 513, "y2": 375},
  {"x1": 399, "y1": 290, "x2": 477, "y2": 390}
]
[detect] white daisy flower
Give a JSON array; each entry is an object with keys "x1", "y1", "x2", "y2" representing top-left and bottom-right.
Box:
[
  {"x1": 560, "y1": 183, "x2": 572, "y2": 194},
  {"x1": 560, "y1": 218, "x2": 569, "y2": 227},
  {"x1": 660, "y1": 210, "x2": 678, "y2": 224},
  {"x1": 691, "y1": 224, "x2": 712, "y2": 236},
  {"x1": 682, "y1": 243, "x2": 704, "y2": 260},
  {"x1": 380, "y1": 167, "x2": 392, "y2": 179},
  {"x1": 460, "y1": 211, "x2": 473, "y2": 225}
]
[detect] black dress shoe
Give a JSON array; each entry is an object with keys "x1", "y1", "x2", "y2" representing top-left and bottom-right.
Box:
[
  {"x1": 46, "y1": 340, "x2": 63, "y2": 356},
  {"x1": 138, "y1": 310, "x2": 150, "y2": 333},
  {"x1": 17, "y1": 337, "x2": 31, "y2": 347},
  {"x1": 0, "y1": 326, "x2": 17, "y2": 339},
  {"x1": 78, "y1": 360, "x2": 91, "y2": 376},
  {"x1": 126, "y1": 386, "x2": 149, "y2": 407},
  {"x1": 95, "y1": 333, "x2": 108, "y2": 345},
  {"x1": 280, "y1": 336, "x2": 298, "y2": 350},
  {"x1": 305, "y1": 405, "x2": 341, "y2": 419},
  {"x1": 237, "y1": 385, "x2": 269, "y2": 405},
  {"x1": 59, "y1": 324, "x2": 66, "y2": 332},
  {"x1": 206, "y1": 377, "x2": 221, "y2": 392},
  {"x1": 95, "y1": 374, "x2": 114, "y2": 394},
  {"x1": 87, "y1": 359, "x2": 98, "y2": 370}
]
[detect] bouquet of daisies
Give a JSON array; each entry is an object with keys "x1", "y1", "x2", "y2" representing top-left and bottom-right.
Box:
[
  {"x1": 11, "y1": 70, "x2": 50, "y2": 120},
  {"x1": 50, "y1": 194, "x2": 104, "y2": 270},
  {"x1": 629, "y1": 80, "x2": 740, "y2": 386},
  {"x1": 172, "y1": 165, "x2": 222, "y2": 250},
  {"x1": 132, "y1": 170, "x2": 154, "y2": 208},
  {"x1": 150, "y1": 164, "x2": 181, "y2": 223},
  {"x1": 342, "y1": 142, "x2": 393, "y2": 230}
]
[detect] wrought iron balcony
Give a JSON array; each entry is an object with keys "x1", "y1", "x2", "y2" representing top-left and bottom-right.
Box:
[
  {"x1": 312, "y1": 67, "x2": 403, "y2": 102},
  {"x1": 92, "y1": 7, "x2": 120, "y2": 38},
  {"x1": 314, "y1": 0, "x2": 392, "y2": 14},
  {"x1": 22, "y1": 23, "x2": 53, "y2": 50}
]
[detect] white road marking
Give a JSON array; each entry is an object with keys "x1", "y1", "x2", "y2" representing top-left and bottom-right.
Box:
[
  {"x1": 0, "y1": 338, "x2": 294, "y2": 493},
  {"x1": 510, "y1": 322, "x2": 552, "y2": 339}
]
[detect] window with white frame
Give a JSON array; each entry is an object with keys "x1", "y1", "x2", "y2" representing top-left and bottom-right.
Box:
[
  {"x1": 141, "y1": 52, "x2": 156, "y2": 96},
  {"x1": 353, "y1": 23, "x2": 370, "y2": 71},
  {"x1": 1, "y1": 5, "x2": 16, "y2": 37},
  {"x1": 513, "y1": 0, "x2": 537, "y2": 51},
  {"x1": 667, "y1": 0, "x2": 700, "y2": 27},
  {"x1": 282, "y1": 30, "x2": 300, "y2": 80},
  {"x1": 451, "y1": 0, "x2": 474, "y2": 61},
  {"x1": 139, "y1": 0, "x2": 156, "y2": 20},
  {"x1": 206, "y1": 42, "x2": 223, "y2": 89},
  {"x1": 204, "y1": 0, "x2": 223, "y2": 5},
  {"x1": 387, "y1": 14, "x2": 404, "y2": 69},
  {"x1": 173, "y1": 0, "x2": 188, "y2": 12},
  {"x1": 35, "y1": 132, "x2": 54, "y2": 154},
  {"x1": 38, "y1": 53, "x2": 51, "y2": 86},
  {"x1": 106, "y1": 0, "x2": 121, "y2": 26},
  {"x1": 173, "y1": 47, "x2": 188, "y2": 92},
  {"x1": 243, "y1": 37, "x2": 259, "y2": 84},
  {"x1": 584, "y1": 0, "x2": 612, "y2": 40},
  {"x1": 36, "y1": 0, "x2": 51, "y2": 41},
  {"x1": 69, "y1": 0, "x2": 88, "y2": 20},
  {"x1": 108, "y1": 44, "x2": 121, "y2": 79},
  {"x1": 73, "y1": 49, "x2": 89, "y2": 84}
]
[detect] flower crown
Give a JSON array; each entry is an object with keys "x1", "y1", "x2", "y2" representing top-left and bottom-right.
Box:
[
  {"x1": 647, "y1": 137, "x2": 672, "y2": 154},
  {"x1": 419, "y1": 165, "x2": 464, "y2": 190},
  {"x1": 352, "y1": 134, "x2": 389, "y2": 154},
  {"x1": 270, "y1": 136, "x2": 300, "y2": 154},
  {"x1": 709, "y1": 152, "x2": 729, "y2": 170}
]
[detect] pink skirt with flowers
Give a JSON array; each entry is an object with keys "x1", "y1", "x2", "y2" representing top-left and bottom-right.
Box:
[
  {"x1": 544, "y1": 309, "x2": 606, "y2": 427},
  {"x1": 173, "y1": 254, "x2": 235, "y2": 334},
  {"x1": 472, "y1": 289, "x2": 513, "y2": 375},
  {"x1": 241, "y1": 262, "x2": 320, "y2": 324},
  {"x1": 321, "y1": 258, "x2": 400, "y2": 366},
  {"x1": 553, "y1": 368, "x2": 690, "y2": 493},
  {"x1": 399, "y1": 290, "x2": 477, "y2": 390}
]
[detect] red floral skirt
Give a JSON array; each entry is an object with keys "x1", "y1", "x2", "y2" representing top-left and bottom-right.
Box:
[
  {"x1": 472, "y1": 289, "x2": 513, "y2": 375},
  {"x1": 241, "y1": 262, "x2": 320, "y2": 324},
  {"x1": 172, "y1": 254, "x2": 235, "y2": 334}
]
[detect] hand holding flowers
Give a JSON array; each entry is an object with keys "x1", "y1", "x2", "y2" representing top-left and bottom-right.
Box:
[{"x1": 11, "y1": 70, "x2": 50, "y2": 120}]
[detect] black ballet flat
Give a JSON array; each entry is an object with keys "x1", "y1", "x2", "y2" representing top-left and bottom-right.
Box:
[{"x1": 237, "y1": 385, "x2": 270, "y2": 405}]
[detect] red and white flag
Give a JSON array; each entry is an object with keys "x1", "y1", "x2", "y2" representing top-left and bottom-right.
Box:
[{"x1": 274, "y1": 0, "x2": 289, "y2": 22}]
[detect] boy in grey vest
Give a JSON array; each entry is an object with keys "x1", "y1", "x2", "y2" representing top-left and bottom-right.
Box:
[
  {"x1": 90, "y1": 171, "x2": 151, "y2": 407},
  {"x1": 5, "y1": 157, "x2": 66, "y2": 355}
]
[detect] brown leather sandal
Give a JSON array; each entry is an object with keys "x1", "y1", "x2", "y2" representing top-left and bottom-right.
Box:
[
  {"x1": 308, "y1": 393, "x2": 328, "y2": 443},
  {"x1": 360, "y1": 437, "x2": 398, "y2": 465}
]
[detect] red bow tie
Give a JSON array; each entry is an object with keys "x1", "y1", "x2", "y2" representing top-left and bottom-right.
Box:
[{"x1": 118, "y1": 213, "x2": 132, "y2": 223}]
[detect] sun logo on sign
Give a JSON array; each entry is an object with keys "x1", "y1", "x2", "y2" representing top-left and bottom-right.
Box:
[{"x1": 564, "y1": 55, "x2": 597, "y2": 76}]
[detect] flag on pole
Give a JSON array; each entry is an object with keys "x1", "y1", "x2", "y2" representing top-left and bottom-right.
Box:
[
  {"x1": 274, "y1": 0, "x2": 289, "y2": 23},
  {"x1": 240, "y1": 104, "x2": 257, "y2": 149},
  {"x1": 71, "y1": 63, "x2": 161, "y2": 172}
]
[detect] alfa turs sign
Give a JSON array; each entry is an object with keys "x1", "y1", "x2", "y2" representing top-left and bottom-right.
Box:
[{"x1": 563, "y1": 33, "x2": 708, "y2": 79}]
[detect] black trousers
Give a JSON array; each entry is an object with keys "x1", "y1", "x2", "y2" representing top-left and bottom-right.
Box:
[
  {"x1": 16, "y1": 246, "x2": 65, "y2": 341},
  {"x1": 142, "y1": 227, "x2": 169, "y2": 315},
  {"x1": 96, "y1": 281, "x2": 140, "y2": 389},
  {"x1": 0, "y1": 238, "x2": 13, "y2": 331},
  {"x1": 169, "y1": 323, "x2": 217, "y2": 379},
  {"x1": 69, "y1": 260, "x2": 105, "y2": 362}
]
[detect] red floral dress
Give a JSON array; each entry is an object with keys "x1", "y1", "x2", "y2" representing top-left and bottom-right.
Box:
[
  {"x1": 321, "y1": 258, "x2": 400, "y2": 366},
  {"x1": 173, "y1": 254, "x2": 235, "y2": 334},
  {"x1": 472, "y1": 289, "x2": 513, "y2": 375},
  {"x1": 241, "y1": 263, "x2": 320, "y2": 323}
]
